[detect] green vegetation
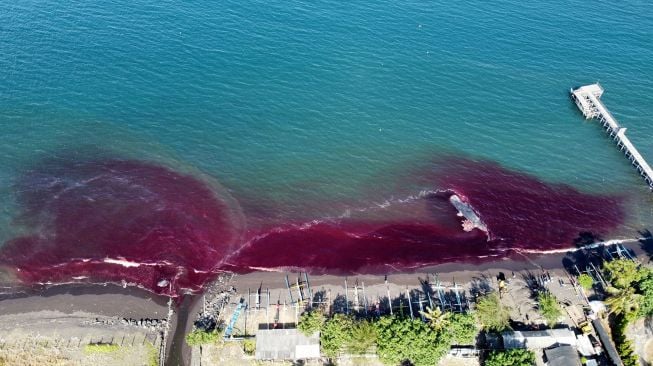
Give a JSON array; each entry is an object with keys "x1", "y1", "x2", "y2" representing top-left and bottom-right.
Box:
[
  {"x1": 537, "y1": 292, "x2": 562, "y2": 326},
  {"x1": 347, "y1": 320, "x2": 377, "y2": 354},
  {"x1": 419, "y1": 306, "x2": 450, "y2": 331},
  {"x1": 83, "y1": 343, "x2": 120, "y2": 354},
  {"x1": 243, "y1": 338, "x2": 256, "y2": 355},
  {"x1": 636, "y1": 269, "x2": 653, "y2": 316},
  {"x1": 145, "y1": 341, "x2": 159, "y2": 366},
  {"x1": 297, "y1": 304, "x2": 478, "y2": 365},
  {"x1": 578, "y1": 273, "x2": 594, "y2": 290},
  {"x1": 374, "y1": 310, "x2": 478, "y2": 365},
  {"x1": 602, "y1": 258, "x2": 653, "y2": 317},
  {"x1": 449, "y1": 312, "x2": 478, "y2": 344},
  {"x1": 185, "y1": 329, "x2": 221, "y2": 346},
  {"x1": 484, "y1": 349, "x2": 535, "y2": 366},
  {"x1": 603, "y1": 259, "x2": 642, "y2": 290},
  {"x1": 298, "y1": 309, "x2": 325, "y2": 335},
  {"x1": 375, "y1": 316, "x2": 450, "y2": 366},
  {"x1": 601, "y1": 259, "x2": 649, "y2": 365},
  {"x1": 612, "y1": 315, "x2": 639, "y2": 366},
  {"x1": 475, "y1": 292, "x2": 510, "y2": 332},
  {"x1": 606, "y1": 287, "x2": 641, "y2": 317},
  {"x1": 320, "y1": 314, "x2": 355, "y2": 357},
  {"x1": 318, "y1": 314, "x2": 377, "y2": 357}
]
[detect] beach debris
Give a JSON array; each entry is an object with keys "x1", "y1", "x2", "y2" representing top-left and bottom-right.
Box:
[
  {"x1": 84, "y1": 317, "x2": 167, "y2": 331},
  {"x1": 187, "y1": 272, "x2": 235, "y2": 335}
]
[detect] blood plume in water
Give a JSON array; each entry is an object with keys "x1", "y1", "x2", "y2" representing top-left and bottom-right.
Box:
[
  {"x1": 229, "y1": 158, "x2": 624, "y2": 273},
  {"x1": 226, "y1": 222, "x2": 492, "y2": 275},
  {"x1": 0, "y1": 159, "x2": 243, "y2": 296},
  {"x1": 435, "y1": 158, "x2": 624, "y2": 250},
  {"x1": 0, "y1": 157, "x2": 625, "y2": 295}
]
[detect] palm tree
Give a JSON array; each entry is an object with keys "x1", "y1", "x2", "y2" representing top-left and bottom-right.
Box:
[
  {"x1": 419, "y1": 306, "x2": 451, "y2": 331},
  {"x1": 605, "y1": 287, "x2": 641, "y2": 316}
]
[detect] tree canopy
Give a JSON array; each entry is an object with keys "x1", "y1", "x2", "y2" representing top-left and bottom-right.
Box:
[
  {"x1": 298, "y1": 309, "x2": 325, "y2": 336},
  {"x1": 419, "y1": 306, "x2": 450, "y2": 331},
  {"x1": 418, "y1": 307, "x2": 477, "y2": 344},
  {"x1": 603, "y1": 259, "x2": 642, "y2": 289},
  {"x1": 484, "y1": 349, "x2": 535, "y2": 366},
  {"x1": 606, "y1": 287, "x2": 641, "y2": 318},
  {"x1": 347, "y1": 320, "x2": 377, "y2": 354},
  {"x1": 320, "y1": 314, "x2": 354, "y2": 358},
  {"x1": 448, "y1": 312, "x2": 478, "y2": 345},
  {"x1": 475, "y1": 293, "x2": 510, "y2": 332},
  {"x1": 375, "y1": 316, "x2": 450, "y2": 366},
  {"x1": 538, "y1": 292, "x2": 562, "y2": 326},
  {"x1": 185, "y1": 329, "x2": 221, "y2": 346},
  {"x1": 600, "y1": 259, "x2": 653, "y2": 318},
  {"x1": 577, "y1": 273, "x2": 593, "y2": 290},
  {"x1": 298, "y1": 302, "x2": 478, "y2": 363},
  {"x1": 638, "y1": 270, "x2": 653, "y2": 316},
  {"x1": 613, "y1": 314, "x2": 639, "y2": 366},
  {"x1": 601, "y1": 259, "x2": 650, "y2": 366}
]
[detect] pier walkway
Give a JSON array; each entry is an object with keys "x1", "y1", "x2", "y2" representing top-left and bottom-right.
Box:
[{"x1": 571, "y1": 83, "x2": 653, "y2": 189}]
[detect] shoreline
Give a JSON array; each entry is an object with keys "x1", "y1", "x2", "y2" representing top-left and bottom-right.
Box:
[
  {"x1": 228, "y1": 239, "x2": 647, "y2": 291},
  {"x1": 0, "y1": 283, "x2": 169, "y2": 318},
  {"x1": 0, "y1": 239, "x2": 649, "y2": 366}
]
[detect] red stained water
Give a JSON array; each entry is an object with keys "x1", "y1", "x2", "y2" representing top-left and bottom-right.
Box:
[
  {"x1": 0, "y1": 159, "x2": 243, "y2": 296},
  {"x1": 228, "y1": 158, "x2": 625, "y2": 274},
  {"x1": 0, "y1": 157, "x2": 625, "y2": 296},
  {"x1": 226, "y1": 222, "x2": 492, "y2": 275},
  {"x1": 436, "y1": 158, "x2": 624, "y2": 250}
]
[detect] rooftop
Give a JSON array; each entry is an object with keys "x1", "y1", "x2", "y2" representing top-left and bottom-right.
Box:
[
  {"x1": 544, "y1": 345, "x2": 582, "y2": 366},
  {"x1": 255, "y1": 328, "x2": 320, "y2": 360},
  {"x1": 502, "y1": 329, "x2": 576, "y2": 350}
]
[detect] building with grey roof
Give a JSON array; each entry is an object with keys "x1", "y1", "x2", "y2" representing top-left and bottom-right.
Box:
[
  {"x1": 502, "y1": 329, "x2": 577, "y2": 350},
  {"x1": 544, "y1": 346, "x2": 582, "y2": 366},
  {"x1": 255, "y1": 328, "x2": 320, "y2": 360}
]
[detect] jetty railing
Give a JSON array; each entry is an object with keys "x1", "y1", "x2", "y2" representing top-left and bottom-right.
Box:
[{"x1": 571, "y1": 83, "x2": 653, "y2": 189}]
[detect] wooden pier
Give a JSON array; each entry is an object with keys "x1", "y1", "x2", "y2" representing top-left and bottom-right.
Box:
[{"x1": 571, "y1": 83, "x2": 653, "y2": 189}]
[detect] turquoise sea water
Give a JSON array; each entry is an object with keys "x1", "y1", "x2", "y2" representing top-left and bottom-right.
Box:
[{"x1": 1, "y1": 1, "x2": 652, "y2": 250}]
